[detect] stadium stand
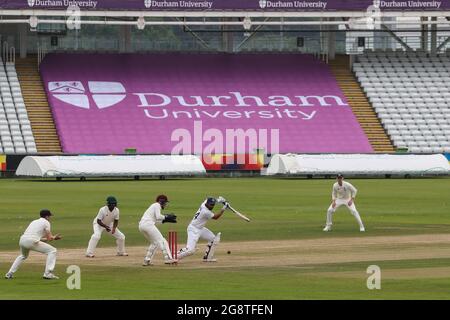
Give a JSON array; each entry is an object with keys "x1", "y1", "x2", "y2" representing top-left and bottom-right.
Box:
[
  {"x1": 15, "y1": 57, "x2": 62, "y2": 153},
  {"x1": 329, "y1": 55, "x2": 395, "y2": 153},
  {"x1": 353, "y1": 51, "x2": 450, "y2": 154},
  {"x1": 39, "y1": 53, "x2": 374, "y2": 154},
  {"x1": 0, "y1": 58, "x2": 37, "y2": 154}
]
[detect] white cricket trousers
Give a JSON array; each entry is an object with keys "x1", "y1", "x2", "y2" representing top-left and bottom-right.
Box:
[
  {"x1": 326, "y1": 199, "x2": 365, "y2": 229},
  {"x1": 186, "y1": 225, "x2": 215, "y2": 250},
  {"x1": 8, "y1": 236, "x2": 57, "y2": 276},
  {"x1": 86, "y1": 223, "x2": 126, "y2": 255},
  {"x1": 177, "y1": 225, "x2": 216, "y2": 259},
  {"x1": 138, "y1": 223, "x2": 173, "y2": 262}
]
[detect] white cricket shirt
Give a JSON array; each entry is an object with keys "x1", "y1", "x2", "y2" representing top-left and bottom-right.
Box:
[
  {"x1": 22, "y1": 218, "x2": 51, "y2": 241},
  {"x1": 139, "y1": 202, "x2": 165, "y2": 226},
  {"x1": 332, "y1": 181, "x2": 358, "y2": 200},
  {"x1": 94, "y1": 206, "x2": 120, "y2": 226},
  {"x1": 189, "y1": 201, "x2": 214, "y2": 229}
]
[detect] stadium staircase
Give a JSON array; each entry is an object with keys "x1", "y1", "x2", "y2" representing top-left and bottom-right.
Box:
[
  {"x1": 15, "y1": 56, "x2": 62, "y2": 153},
  {"x1": 328, "y1": 55, "x2": 395, "y2": 153}
]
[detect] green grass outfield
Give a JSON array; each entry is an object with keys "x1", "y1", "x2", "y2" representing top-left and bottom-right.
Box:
[{"x1": 0, "y1": 177, "x2": 449, "y2": 299}]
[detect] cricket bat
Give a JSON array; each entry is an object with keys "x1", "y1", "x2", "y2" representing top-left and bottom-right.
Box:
[{"x1": 227, "y1": 205, "x2": 251, "y2": 222}]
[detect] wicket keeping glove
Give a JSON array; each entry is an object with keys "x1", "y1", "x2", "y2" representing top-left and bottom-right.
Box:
[{"x1": 163, "y1": 213, "x2": 177, "y2": 223}]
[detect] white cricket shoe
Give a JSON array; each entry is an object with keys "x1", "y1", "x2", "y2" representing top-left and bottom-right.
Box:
[
  {"x1": 323, "y1": 226, "x2": 331, "y2": 232},
  {"x1": 176, "y1": 248, "x2": 189, "y2": 260},
  {"x1": 5, "y1": 272, "x2": 13, "y2": 279},
  {"x1": 85, "y1": 253, "x2": 95, "y2": 258},
  {"x1": 117, "y1": 252, "x2": 129, "y2": 256},
  {"x1": 203, "y1": 258, "x2": 217, "y2": 263},
  {"x1": 43, "y1": 273, "x2": 59, "y2": 280},
  {"x1": 360, "y1": 227, "x2": 366, "y2": 232},
  {"x1": 142, "y1": 259, "x2": 153, "y2": 266}
]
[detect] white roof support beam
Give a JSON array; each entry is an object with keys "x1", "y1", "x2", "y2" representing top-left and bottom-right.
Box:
[
  {"x1": 0, "y1": 9, "x2": 449, "y2": 19},
  {"x1": 1, "y1": 18, "x2": 450, "y2": 26}
]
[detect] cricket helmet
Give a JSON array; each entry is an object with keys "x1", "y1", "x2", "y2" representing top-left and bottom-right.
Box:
[
  {"x1": 156, "y1": 194, "x2": 169, "y2": 204},
  {"x1": 40, "y1": 209, "x2": 53, "y2": 218},
  {"x1": 106, "y1": 196, "x2": 117, "y2": 205},
  {"x1": 206, "y1": 197, "x2": 216, "y2": 206}
]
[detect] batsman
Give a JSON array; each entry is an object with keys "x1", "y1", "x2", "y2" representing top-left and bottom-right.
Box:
[{"x1": 177, "y1": 197, "x2": 229, "y2": 262}]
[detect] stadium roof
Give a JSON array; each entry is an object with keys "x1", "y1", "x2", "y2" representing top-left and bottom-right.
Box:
[{"x1": 1, "y1": 1, "x2": 449, "y2": 27}]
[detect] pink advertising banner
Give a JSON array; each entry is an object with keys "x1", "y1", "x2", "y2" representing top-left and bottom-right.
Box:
[
  {"x1": 1, "y1": 0, "x2": 449, "y2": 11},
  {"x1": 40, "y1": 53, "x2": 373, "y2": 154}
]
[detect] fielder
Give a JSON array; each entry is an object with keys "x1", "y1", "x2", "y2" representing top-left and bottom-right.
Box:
[
  {"x1": 86, "y1": 196, "x2": 127, "y2": 257},
  {"x1": 323, "y1": 174, "x2": 365, "y2": 232},
  {"x1": 177, "y1": 197, "x2": 228, "y2": 262},
  {"x1": 5, "y1": 209, "x2": 62, "y2": 280},
  {"x1": 139, "y1": 195, "x2": 178, "y2": 266}
]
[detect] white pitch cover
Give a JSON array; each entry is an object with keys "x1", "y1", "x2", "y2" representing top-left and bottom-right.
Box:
[
  {"x1": 16, "y1": 155, "x2": 206, "y2": 177},
  {"x1": 266, "y1": 154, "x2": 450, "y2": 175}
]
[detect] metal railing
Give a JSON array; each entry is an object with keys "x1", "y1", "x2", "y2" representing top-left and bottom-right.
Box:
[
  {"x1": 2, "y1": 42, "x2": 15, "y2": 65},
  {"x1": 37, "y1": 44, "x2": 48, "y2": 69},
  {"x1": 19, "y1": 28, "x2": 450, "y2": 57},
  {"x1": 344, "y1": 34, "x2": 450, "y2": 55}
]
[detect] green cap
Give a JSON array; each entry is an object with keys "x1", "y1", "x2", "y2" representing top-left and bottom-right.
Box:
[{"x1": 106, "y1": 196, "x2": 117, "y2": 205}]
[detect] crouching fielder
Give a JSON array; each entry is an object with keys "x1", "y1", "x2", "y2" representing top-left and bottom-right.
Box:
[
  {"x1": 5, "y1": 209, "x2": 62, "y2": 280},
  {"x1": 323, "y1": 174, "x2": 365, "y2": 232},
  {"x1": 86, "y1": 196, "x2": 127, "y2": 257},
  {"x1": 139, "y1": 195, "x2": 177, "y2": 266},
  {"x1": 178, "y1": 197, "x2": 227, "y2": 262}
]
